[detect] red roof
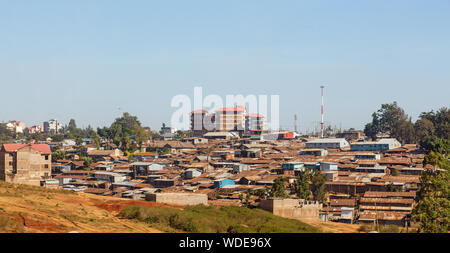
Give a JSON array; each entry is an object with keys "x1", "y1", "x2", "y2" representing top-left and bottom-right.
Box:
[
  {"x1": 2, "y1": 144, "x2": 51, "y2": 154},
  {"x1": 283, "y1": 132, "x2": 294, "y2": 139},
  {"x1": 191, "y1": 110, "x2": 208, "y2": 114},
  {"x1": 245, "y1": 113, "x2": 264, "y2": 118},
  {"x1": 217, "y1": 105, "x2": 246, "y2": 112}
]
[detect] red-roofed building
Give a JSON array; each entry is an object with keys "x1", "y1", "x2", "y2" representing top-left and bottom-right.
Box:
[
  {"x1": 0, "y1": 144, "x2": 52, "y2": 186},
  {"x1": 191, "y1": 110, "x2": 215, "y2": 137},
  {"x1": 215, "y1": 105, "x2": 247, "y2": 133},
  {"x1": 245, "y1": 113, "x2": 266, "y2": 134}
]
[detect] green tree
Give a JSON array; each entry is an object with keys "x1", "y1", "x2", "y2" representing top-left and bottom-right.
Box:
[
  {"x1": 364, "y1": 102, "x2": 416, "y2": 144},
  {"x1": 391, "y1": 168, "x2": 400, "y2": 176},
  {"x1": 292, "y1": 168, "x2": 313, "y2": 200},
  {"x1": 101, "y1": 112, "x2": 149, "y2": 152},
  {"x1": 420, "y1": 136, "x2": 449, "y2": 155},
  {"x1": 51, "y1": 134, "x2": 64, "y2": 142},
  {"x1": 52, "y1": 150, "x2": 66, "y2": 161},
  {"x1": 412, "y1": 152, "x2": 450, "y2": 233},
  {"x1": 415, "y1": 118, "x2": 435, "y2": 140},
  {"x1": 67, "y1": 119, "x2": 78, "y2": 133},
  {"x1": 419, "y1": 108, "x2": 450, "y2": 140},
  {"x1": 81, "y1": 156, "x2": 93, "y2": 169},
  {"x1": 311, "y1": 172, "x2": 328, "y2": 203},
  {"x1": 269, "y1": 177, "x2": 288, "y2": 198}
]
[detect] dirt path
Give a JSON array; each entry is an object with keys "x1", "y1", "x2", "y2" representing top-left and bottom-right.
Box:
[{"x1": 297, "y1": 218, "x2": 361, "y2": 233}]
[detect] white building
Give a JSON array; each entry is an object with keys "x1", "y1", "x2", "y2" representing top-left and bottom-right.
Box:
[
  {"x1": 184, "y1": 168, "x2": 202, "y2": 179},
  {"x1": 6, "y1": 121, "x2": 25, "y2": 134},
  {"x1": 306, "y1": 138, "x2": 350, "y2": 149},
  {"x1": 320, "y1": 162, "x2": 338, "y2": 171},
  {"x1": 94, "y1": 172, "x2": 126, "y2": 183},
  {"x1": 350, "y1": 138, "x2": 401, "y2": 151},
  {"x1": 43, "y1": 119, "x2": 64, "y2": 134}
]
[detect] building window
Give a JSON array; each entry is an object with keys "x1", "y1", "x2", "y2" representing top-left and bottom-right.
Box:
[
  {"x1": 45, "y1": 155, "x2": 49, "y2": 160},
  {"x1": 44, "y1": 164, "x2": 49, "y2": 169},
  {"x1": 9, "y1": 161, "x2": 12, "y2": 166},
  {"x1": 44, "y1": 173, "x2": 49, "y2": 177}
]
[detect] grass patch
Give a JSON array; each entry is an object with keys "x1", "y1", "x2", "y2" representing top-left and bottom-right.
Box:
[{"x1": 118, "y1": 204, "x2": 321, "y2": 233}]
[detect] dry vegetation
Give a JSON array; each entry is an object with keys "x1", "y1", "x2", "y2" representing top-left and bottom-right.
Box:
[{"x1": 0, "y1": 181, "x2": 164, "y2": 233}]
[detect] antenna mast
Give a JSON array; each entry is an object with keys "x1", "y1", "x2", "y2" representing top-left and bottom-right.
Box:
[{"x1": 320, "y1": 85, "x2": 325, "y2": 138}]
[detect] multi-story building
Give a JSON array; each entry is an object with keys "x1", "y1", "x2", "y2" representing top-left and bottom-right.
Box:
[
  {"x1": 190, "y1": 110, "x2": 215, "y2": 137},
  {"x1": 245, "y1": 113, "x2": 266, "y2": 134},
  {"x1": 43, "y1": 119, "x2": 63, "y2": 134},
  {"x1": 24, "y1": 125, "x2": 44, "y2": 134},
  {"x1": 0, "y1": 144, "x2": 52, "y2": 186},
  {"x1": 215, "y1": 105, "x2": 246, "y2": 133},
  {"x1": 6, "y1": 121, "x2": 25, "y2": 134}
]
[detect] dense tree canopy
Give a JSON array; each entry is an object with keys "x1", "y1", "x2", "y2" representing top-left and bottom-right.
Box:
[
  {"x1": 269, "y1": 177, "x2": 289, "y2": 198},
  {"x1": 364, "y1": 102, "x2": 416, "y2": 144},
  {"x1": 97, "y1": 112, "x2": 149, "y2": 152},
  {"x1": 412, "y1": 152, "x2": 449, "y2": 233}
]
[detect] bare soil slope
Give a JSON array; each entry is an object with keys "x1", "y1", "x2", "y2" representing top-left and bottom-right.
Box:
[{"x1": 0, "y1": 181, "x2": 167, "y2": 233}]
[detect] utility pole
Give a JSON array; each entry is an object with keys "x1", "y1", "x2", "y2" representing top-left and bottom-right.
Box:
[{"x1": 320, "y1": 86, "x2": 325, "y2": 138}]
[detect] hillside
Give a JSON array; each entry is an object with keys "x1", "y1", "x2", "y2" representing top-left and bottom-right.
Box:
[
  {"x1": 0, "y1": 181, "x2": 362, "y2": 233},
  {"x1": 0, "y1": 181, "x2": 165, "y2": 233}
]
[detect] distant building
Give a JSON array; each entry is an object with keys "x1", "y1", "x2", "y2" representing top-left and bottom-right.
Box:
[
  {"x1": 300, "y1": 149, "x2": 328, "y2": 156},
  {"x1": 24, "y1": 125, "x2": 44, "y2": 134},
  {"x1": 87, "y1": 149, "x2": 124, "y2": 162},
  {"x1": 160, "y1": 125, "x2": 177, "y2": 139},
  {"x1": 43, "y1": 119, "x2": 63, "y2": 134},
  {"x1": 305, "y1": 138, "x2": 350, "y2": 149},
  {"x1": 0, "y1": 144, "x2": 51, "y2": 186},
  {"x1": 203, "y1": 131, "x2": 238, "y2": 140},
  {"x1": 215, "y1": 106, "x2": 246, "y2": 134},
  {"x1": 190, "y1": 110, "x2": 214, "y2": 137},
  {"x1": 213, "y1": 178, "x2": 235, "y2": 188},
  {"x1": 335, "y1": 130, "x2": 364, "y2": 141},
  {"x1": 94, "y1": 171, "x2": 126, "y2": 183},
  {"x1": 282, "y1": 162, "x2": 305, "y2": 171},
  {"x1": 245, "y1": 113, "x2": 266, "y2": 134},
  {"x1": 6, "y1": 121, "x2": 25, "y2": 134},
  {"x1": 261, "y1": 132, "x2": 295, "y2": 141},
  {"x1": 320, "y1": 162, "x2": 338, "y2": 171},
  {"x1": 350, "y1": 138, "x2": 401, "y2": 152},
  {"x1": 354, "y1": 153, "x2": 381, "y2": 160}
]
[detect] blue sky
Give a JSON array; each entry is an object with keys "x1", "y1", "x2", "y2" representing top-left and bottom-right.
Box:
[{"x1": 0, "y1": 0, "x2": 449, "y2": 132}]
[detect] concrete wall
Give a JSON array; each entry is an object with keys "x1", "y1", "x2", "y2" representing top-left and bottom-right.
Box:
[
  {"x1": 146, "y1": 193, "x2": 208, "y2": 206},
  {"x1": 260, "y1": 198, "x2": 322, "y2": 220}
]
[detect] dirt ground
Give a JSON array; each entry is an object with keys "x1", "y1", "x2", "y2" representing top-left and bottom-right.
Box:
[
  {"x1": 0, "y1": 185, "x2": 165, "y2": 233},
  {"x1": 297, "y1": 218, "x2": 361, "y2": 233}
]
